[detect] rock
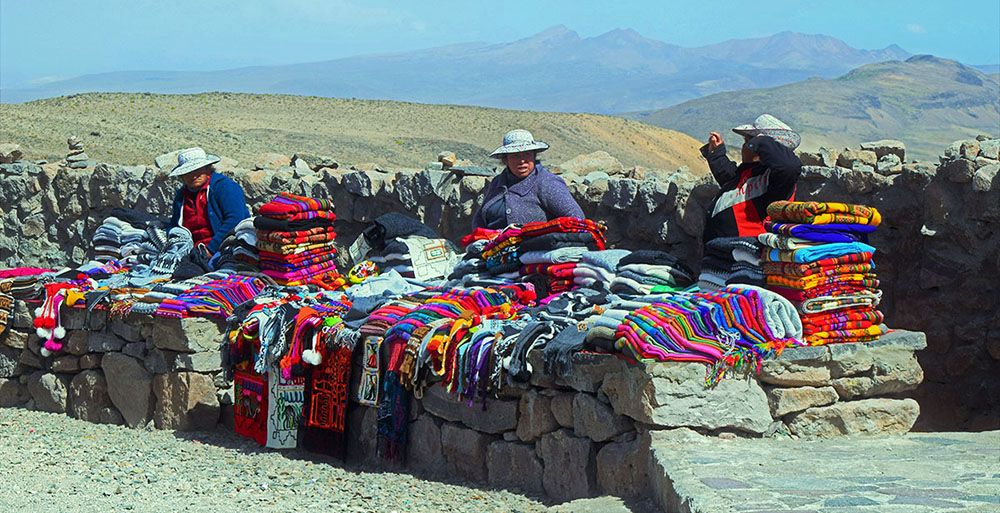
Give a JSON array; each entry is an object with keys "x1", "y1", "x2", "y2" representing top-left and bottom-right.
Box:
[
  {"x1": 550, "y1": 392, "x2": 575, "y2": 428},
  {"x1": 486, "y1": 441, "x2": 545, "y2": 495},
  {"x1": 600, "y1": 362, "x2": 773, "y2": 434},
  {"x1": 759, "y1": 345, "x2": 832, "y2": 386},
  {"x1": 65, "y1": 152, "x2": 89, "y2": 163},
  {"x1": 766, "y1": 386, "x2": 839, "y2": 417},
  {"x1": 62, "y1": 308, "x2": 105, "y2": 331},
  {"x1": 548, "y1": 497, "x2": 634, "y2": 513},
  {"x1": 51, "y1": 355, "x2": 80, "y2": 373},
  {"x1": 143, "y1": 348, "x2": 172, "y2": 374},
  {"x1": 171, "y1": 350, "x2": 223, "y2": 373},
  {"x1": 572, "y1": 393, "x2": 632, "y2": 442},
  {"x1": 0, "y1": 346, "x2": 19, "y2": 378},
  {"x1": 602, "y1": 178, "x2": 640, "y2": 211},
  {"x1": 346, "y1": 406, "x2": 378, "y2": 462},
  {"x1": 27, "y1": 371, "x2": 68, "y2": 413},
  {"x1": 960, "y1": 140, "x2": 981, "y2": 159},
  {"x1": 154, "y1": 150, "x2": 180, "y2": 169},
  {"x1": 799, "y1": 148, "x2": 841, "y2": 168},
  {"x1": 516, "y1": 389, "x2": 559, "y2": 442},
  {"x1": 940, "y1": 158, "x2": 976, "y2": 183},
  {"x1": 18, "y1": 347, "x2": 42, "y2": 369},
  {"x1": 79, "y1": 353, "x2": 102, "y2": 370},
  {"x1": 109, "y1": 318, "x2": 144, "y2": 343},
  {"x1": 972, "y1": 164, "x2": 1000, "y2": 192},
  {"x1": 825, "y1": 335, "x2": 925, "y2": 398},
  {"x1": 87, "y1": 332, "x2": 126, "y2": 353},
  {"x1": 625, "y1": 166, "x2": 647, "y2": 180},
  {"x1": 102, "y1": 353, "x2": 153, "y2": 428},
  {"x1": 559, "y1": 151, "x2": 624, "y2": 176},
  {"x1": 860, "y1": 140, "x2": 906, "y2": 161},
  {"x1": 121, "y1": 342, "x2": 146, "y2": 360},
  {"x1": 440, "y1": 422, "x2": 493, "y2": 482},
  {"x1": 787, "y1": 398, "x2": 920, "y2": 437},
  {"x1": 537, "y1": 429, "x2": 597, "y2": 502},
  {"x1": 67, "y1": 370, "x2": 117, "y2": 423},
  {"x1": 837, "y1": 149, "x2": 877, "y2": 169},
  {"x1": 437, "y1": 151, "x2": 457, "y2": 168},
  {"x1": 2, "y1": 330, "x2": 28, "y2": 350},
  {"x1": 978, "y1": 138, "x2": 1000, "y2": 160},
  {"x1": 0, "y1": 143, "x2": 24, "y2": 163},
  {"x1": 65, "y1": 331, "x2": 89, "y2": 355},
  {"x1": 876, "y1": 153, "x2": 903, "y2": 175},
  {"x1": 582, "y1": 171, "x2": 611, "y2": 185},
  {"x1": 0, "y1": 377, "x2": 29, "y2": 406},
  {"x1": 596, "y1": 432, "x2": 650, "y2": 498},
  {"x1": 253, "y1": 152, "x2": 291, "y2": 170},
  {"x1": 421, "y1": 385, "x2": 517, "y2": 434},
  {"x1": 407, "y1": 415, "x2": 446, "y2": 471},
  {"x1": 152, "y1": 371, "x2": 220, "y2": 430},
  {"x1": 148, "y1": 318, "x2": 224, "y2": 353}
]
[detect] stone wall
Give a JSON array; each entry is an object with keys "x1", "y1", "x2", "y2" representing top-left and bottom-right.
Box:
[
  {"x1": 1, "y1": 138, "x2": 998, "y2": 429},
  {"x1": 0, "y1": 306, "x2": 925, "y2": 504}
]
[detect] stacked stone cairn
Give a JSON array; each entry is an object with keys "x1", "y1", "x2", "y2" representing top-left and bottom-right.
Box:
[{"x1": 65, "y1": 136, "x2": 90, "y2": 169}]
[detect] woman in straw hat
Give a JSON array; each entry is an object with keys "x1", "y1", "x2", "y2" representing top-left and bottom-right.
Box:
[
  {"x1": 473, "y1": 129, "x2": 584, "y2": 229},
  {"x1": 167, "y1": 147, "x2": 250, "y2": 256}
]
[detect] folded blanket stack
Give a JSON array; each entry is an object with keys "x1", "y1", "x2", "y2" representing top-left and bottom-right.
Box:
[
  {"x1": 572, "y1": 249, "x2": 630, "y2": 291},
  {"x1": 155, "y1": 274, "x2": 265, "y2": 319},
  {"x1": 368, "y1": 236, "x2": 459, "y2": 281},
  {"x1": 496, "y1": 218, "x2": 606, "y2": 297},
  {"x1": 255, "y1": 193, "x2": 344, "y2": 289},
  {"x1": 698, "y1": 236, "x2": 765, "y2": 291},
  {"x1": 611, "y1": 250, "x2": 695, "y2": 295},
  {"x1": 761, "y1": 201, "x2": 884, "y2": 345},
  {"x1": 214, "y1": 217, "x2": 259, "y2": 272},
  {"x1": 91, "y1": 216, "x2": 167, "y2": 265}
]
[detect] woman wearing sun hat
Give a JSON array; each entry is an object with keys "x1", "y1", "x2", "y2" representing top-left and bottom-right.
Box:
[
  {"x1": 472, "y1": 129, "x2": 584, "y2": 229},
  {"x1": 700, "y1": 114, "x2": 803, "y2": 243},
  {"x1": 167, "y1": 147, "x2": 250, "y2": 256}
]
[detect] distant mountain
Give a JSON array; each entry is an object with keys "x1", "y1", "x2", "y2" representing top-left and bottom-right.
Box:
[
  {"x1": 626, "y1": 56, "x2": 1000, "y2": 161},
  {"x1": 1, "y1": 27, "x2": 910, "y2": 113}
]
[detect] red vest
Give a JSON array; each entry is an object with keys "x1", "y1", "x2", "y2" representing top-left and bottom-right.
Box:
[{"x1": 181, "y1": 176, "x2": 213, "y2": 248}]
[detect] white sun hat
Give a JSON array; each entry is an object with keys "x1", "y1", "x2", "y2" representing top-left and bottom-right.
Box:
[
  {"x1": 732, "y1": 114, "x2": 801, "y2": 150},
  {"x1": 169, "y1": 147, "x2": 222, "y2": 177},
  {"x1": 489, "y1": 129, "x2": 550, "y2": 159}
]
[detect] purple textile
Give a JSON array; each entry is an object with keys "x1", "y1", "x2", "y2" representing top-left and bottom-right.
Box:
[
  {"x1": 473, "y1": 164, "x2": 584, "y2": 229},
  {"x1": 767, "y1": 222, "x2": 876, "y2": 243}
]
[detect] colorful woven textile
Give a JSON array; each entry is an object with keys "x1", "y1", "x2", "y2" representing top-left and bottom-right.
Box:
[
  {"x1": 766, "y1": 201, "x2": 882, "y2": 226},
  {"x1": 764, "y1": 242, "x2": 876, "y2": 264},
  {"x1": 155, "y1": 275, "x2": 265, "y2": 319},
  {"x1": 257, "y1": 192, "x2": 336, "y2": 220},
  {"x1": 763, "y1": 221, "x2": 876, "y2": 243}
]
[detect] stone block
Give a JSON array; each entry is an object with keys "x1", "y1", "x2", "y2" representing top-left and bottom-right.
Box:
[
  {"x1": 837, "y1": 149, "x2": 877, "y2": 169},
  {"x1": 346, "y1": 406, "x2": 378, "y2": 463},
  {"x1": 787, "y1": 398, "x2": 919, "y2": 437},
  {"x1": 110, "y1": 318, "x2": 144, "y2": 343},
  {"x1": 0, "y1": 377, "x2": 29, "y2": 406},
  {"x1": 65, "y1": 331, "x2": 89, "y2": 355},
  {"x1": 79, "y1": 353, "x2": 102, "y2": 370},
  {"x1": 600, "y1": 362, "x2": 772, "y2": 434},
  {"x1": 558, "y1": 151, "x2": 624, "y2": 176},
  {"x1": 516, "y1": 389, "x2": 559, "y2": 442},
  {"x1": 486, "y1": 441, "x2": 544, "y2": 495},
  {"x1": 550, "y1": 391, "x2": 575, "y2": 428},
  {"x1": 0, "y1": 345, "x2": 19, "y2": 378},
  {"x1": 11, "y1": 301, "x2": 32, "y2": 329},
  {"x1": 766, "y1": 386, "x2": 839, "y2": 417},
  {"x1": 18, "y1": 346, "x2": 43, "y2": 369},
  {"x1": 149, "y1": 318, "x2": 225, "y2": 353},
  {"x1": 406, "y1": 414, "x2": 445, "y2": 471},
  {"x1": 596, "y1": 431, "x2": 650, "y2": 498},
  {"x1": 102, "y1": 352, "x2": 153, "y2": 428},
  {"x1": 860, "y1": 139, "x2": 906, "y2": 161},
  {"x1": 940, "y1": 158, "x2": 976, "y2": 183},
  {"x1": 27, "y1": 371, "x2": 67, "y2": 413},
  {"x1": 979, "y1": 138, "x2": 1000, "y2": 160},
  {"x1": 972, "y1": 164, "x2": 1000, "y2": 192},
  {"x1": 152, "y1": 371, "x2": 220, "y2": 431},
  {"x1": 537, "y1": 429, "x2": 597, "y2": 502},
  {"x1": 171, "y1": 350, "x2": 223, "y2": 373},
  {"x1": 144, "y1": 348, "x2": 173, "y2": 374},
  {"x1": 421, "y1": 385, "x2": 517, "y2": 434},
  {"x1": 440, "y1": 422, "x2": 494, "y2": 482},
  {"x1": 2, "y1": 329, "x2": 28, "y2": 350},
  {"x1": 62, "y1": 308, "x2": 105, "y2": 331},
  {"x1": 253, "y1": 152, "x2": 291, "y2": 170},
  {"x1": 51, "y1": 355, "x2": 80, "y2": 373},
  {"x1": 87, "y1": 332, "x2": 126, "y2": 353},
  {"x1": 572, "y1": 393, "x2": 632, "y2": 442},
  {"x1": 759, "y1": 346, "x2": 832, "y2": 386},
  {"x1": 68, "y1": 369, "x2": 119, "y2": 424}
]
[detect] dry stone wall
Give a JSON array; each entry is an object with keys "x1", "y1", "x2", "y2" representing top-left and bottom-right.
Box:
[{"x1": 1, "y1": 137, "x2": 998, "y2": 430}]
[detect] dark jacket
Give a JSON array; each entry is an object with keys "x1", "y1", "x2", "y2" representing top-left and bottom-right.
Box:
[
  {"x1": 473, "y1": 163, "x2": 584, "y2": 229},
  {"x1": 169, "y1": 172, "x2": 250, "y2": 254},
  {"x1": 701, "y1": 135, "x2": 801, "y2": 243}
]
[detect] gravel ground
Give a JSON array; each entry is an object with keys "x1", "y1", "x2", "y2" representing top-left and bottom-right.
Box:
[{"x1": 0, "y1": 408, "x2": 551, "y2": 513}]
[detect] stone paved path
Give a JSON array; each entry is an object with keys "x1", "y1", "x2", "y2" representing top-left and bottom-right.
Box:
[{"x1": 649, "y1": 429, "x2": 1000, "y2": 513}]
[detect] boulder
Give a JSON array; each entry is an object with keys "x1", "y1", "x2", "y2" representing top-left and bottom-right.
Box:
[
  {"x1": 600, "y1": 362, "x2": 773, "y2": 434},
  {"x1": 0, "y1": 143, "x2": 24, "y2": 163},
  {"x1": 68, "y1": 370, "x2": 119, "y2": 424},
  {"x1": 293, "y1": 153, "x2": 338, "y2": 171},
  {"x1": 766, "y1": 386, "x2": 839, "y2": 417},
  {"x1": 826, "y1": 334, "x2": 926, "y2": 398},
  {"x1": 572, "y1": 393, "x2": 633, "y2": 442},
  {"x1": 171, "y1": 350, "x2": 223, "y2": 373},
  {"x1": 152, "y1": 371, "x2": 220, "y2": 431},
  {"x1": 154, "y1": 150, "x2": 180, "y2": 169},
  {"x1": 0, "y1": 346, "x2": 19, "y2": 378},
  {"x1": 27, "y1": 371, "x2": 68, "y2": 413},
  {"x1": 148, "y1": 318, "x2": 225, "y2": 353},
  {"x1": 406, "y1": 414, "x2": 446, "y2": 471},
  {"x1": 939, "y1": 158, "x2": 976, "y2": 183},
  {"x1": 51, "y1": 355, "x2": 80, "y2": 373},
  {"x1": 559, "y1": 151, "x2": 624, "y2": 176},
  {"x1": 0, "y1": 377, "x2": 29, "y2": 406},
  {"x1": 799, "y1": 147, "x2": 840, "y2": 168},
  {"x1": 65, "y1": 331, "x2": 89, "y2": 355},
  {"x1": 421, "y1": 385, "x2": 517, "y2": 434},
  {"x1": 516, "y1": 389, "x2": 559, "y2": 442},
  {"x1": 972, "y1": 164, "x2": 1000, "y2": 192},
  {"x1": 78, "y1": 353, "x2": 102, "y2": 370},
  {"x1": 978, "y1": 138, "x2": 1000, "y2": 160},
  {"x1": 486, "y1": 441, "x2": 545, "y2": 495},
  {"x1": 596, "y1": 432, "x2": 650, "y2": 498},
  {"x1": 875, "y1": 153, "x2": 903, "y2": 175},
  {"x1": 549, "y1": 392, "x2": 575, "y2": 428},
  {"x1": 860, "y1": 139, "x2": 906, "y2": 161},
  {"x1": 787, "y1": 398, "x2": 919, "y2": 437},
  {"x1": 109, "y1": 318, "x2": 144, "y2": 343},
  {"x1": 759, "y1": 345, "x2": 832, "y2": 386},
  {"x1": 536, "y1": 429, "x2": 597, "y2": 502},
  {"x1": 2, "y1": 329, "x2": 28, "y2": 350},
  {"x1": 836, "y1": 149, "x2": 877, "y2": 170},
  {"x1": 440, "y1": 422, "x2": 493, "y2": 482},
  {"x1": 960, "y1": 140, "x2": 981, "y2": 160},
  {"x1": 87, "y1": 332, "x2": 126, "y2": 353},
  {"x1": 549, "y1": 497, "x2": 634, "y2": 513},
  {"x1": 253, "y1": 152, "x2": 291, "y2": 170},
  {"x1": 102, "y1": 353, "x2": 153, "y2": 428}
]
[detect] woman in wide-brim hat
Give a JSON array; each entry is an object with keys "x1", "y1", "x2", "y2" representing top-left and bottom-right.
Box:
[
  {"x1": 167, "y1": 147, "x2": 250, "y2": 256},
  {"x1": 472, "y1": 129, "x2": 583, "y2": 229}
]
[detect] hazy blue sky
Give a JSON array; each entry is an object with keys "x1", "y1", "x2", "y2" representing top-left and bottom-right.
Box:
[{"x1": 2, "y1": 0, "x2": 998, "y2": 88}]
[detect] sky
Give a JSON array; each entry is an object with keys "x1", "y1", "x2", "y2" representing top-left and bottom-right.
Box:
[{"x1": 2, "y1": 0, "x2": 998, "y2": 88}]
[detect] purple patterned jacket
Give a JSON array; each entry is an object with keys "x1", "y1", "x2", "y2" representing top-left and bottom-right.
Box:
[{"x1": 472, "y1": 164, "x2": 584, "y2": 229}]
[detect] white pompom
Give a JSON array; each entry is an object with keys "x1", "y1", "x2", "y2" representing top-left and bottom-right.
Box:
[
  {"x1": 40, "y1": 348, "x2": 51, "y2": 357},
  {"x1": 302, "y1": 350, "x2": 322, "y2": 366},
  {"x1": 34, "y1": 307, "x2": 43, "y2": 316},
  {"x1": 36, "y1": 327, "x2": 50, "y2": 339},
  {"x1": 54, "y1": 326, "x2": 66, "y2": 339}
]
